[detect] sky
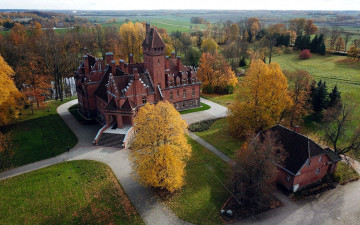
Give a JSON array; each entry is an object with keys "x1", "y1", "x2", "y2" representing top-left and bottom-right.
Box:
[{"x1": 0, "y1": 0, "x2": 358, "y2": 11}]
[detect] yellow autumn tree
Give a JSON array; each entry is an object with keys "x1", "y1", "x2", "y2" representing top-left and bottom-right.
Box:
[
  {"x1": 129, "y1": 101, "x2": 191, "y2": 193},
  {"x1": 119, "y1": 22, "x2": 145, "y2": 62},
  {"x1": 228, "y1": 60, "x2": 292, "y2": 137},
  {"x1": 0, "y1": 54, "x2": 22, "y2": 125},
  {"x1": 197, "y1": 52, "x2": 238, "y2": 94},
  {"x1": 201, "y1": 38, "x2": 218, "y2": 53}
]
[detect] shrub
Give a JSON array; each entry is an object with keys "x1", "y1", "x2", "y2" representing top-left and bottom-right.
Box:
[
  {"x1": 299, "y1": 49, "x2": 312, "y2": 59},
  {"x1": 188, "y1": 119, "x2": 218, "y2": 132},
  {"x1": 202, "y1": 85, "x2": 215, "y2": 94}
]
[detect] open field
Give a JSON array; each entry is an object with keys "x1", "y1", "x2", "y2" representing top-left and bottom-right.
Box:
[
  {"x1": 272, "y1": 52, "x2": 360, "y2": 119},
  {"x1": 164, "y1": 137, "x2": 230, "y2": 225},
  {"x1": 0, "y1": 98, "x2": 78, "y2": 170},
  {"x1": 332, "y1": 161, "x2": 360, "y2": 185},
  {"x1": 0, "y1": 160, "x2": 144, "y2": 225}
]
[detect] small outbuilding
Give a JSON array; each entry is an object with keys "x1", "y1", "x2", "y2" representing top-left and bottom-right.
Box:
[{"x1": 264, "y1": 125, "x2": 341, "y2": 192}]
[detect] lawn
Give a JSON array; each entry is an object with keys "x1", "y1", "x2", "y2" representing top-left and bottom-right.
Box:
[
  {"x1": 164, "y1": 137, "x2": 230, "y2": 225},
  {"x1": 195, "y1": 118, "x2": 242, "y2": 158},
  {"x1": 201, "y1": 93, "x2": 235, "y2": 107},
  {"x1": 180, "y1": 102, "x2": 211, "y2": 114},
  {"x1": 332, "y1": 161, "x2": 360, "y2": 185},
  {"x1": 0, "y1": 98, "x2": 78, "y2": 170},
  {"x1": 0, "y1": 160, "x2": 144, "y2": 225}
]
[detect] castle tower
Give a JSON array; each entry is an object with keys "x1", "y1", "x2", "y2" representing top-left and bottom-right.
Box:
[{"x1": 142, "y1": 23, "x2": 166, "y2": 91}]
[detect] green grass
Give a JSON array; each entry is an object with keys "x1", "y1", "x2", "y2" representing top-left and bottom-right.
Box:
[
  {"x1": 201, "y1": 93, "x2": 235, "y2": 107},
  {"x1": 0, "y1": 160, "x2": 144, "y2": 225},
  {"x1": 0, "y1": 99, "x2": 78, "y2": 170},
  {"x1": 164, "y1": 137, "x2": 230, "y2": 225},
  {"x1": 180, "y1": 103, "x2": 211, "y2": 114},
  {"x1": 332, "y1": 161, "x2": 360, "y2": 185},
  {"x1": 194, "y1": 118, "x2": 242, "y2": 158}
]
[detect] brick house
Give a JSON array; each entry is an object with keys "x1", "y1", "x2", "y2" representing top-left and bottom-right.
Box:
[
  {"x1": 264, "y1": 125, "x2": 341, "y2": 192},
  {"x1": 75, "y1": 23, "x2": 201, "y2": 147}
]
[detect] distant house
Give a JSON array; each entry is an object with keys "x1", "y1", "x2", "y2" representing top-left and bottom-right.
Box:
[{"x1": 264, "y1": 125, "x2": 341, "y2": 192}]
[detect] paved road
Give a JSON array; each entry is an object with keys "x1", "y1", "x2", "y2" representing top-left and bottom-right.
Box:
[{"x1": 181, "y1": 98, "x2": 227, "y2": 125}]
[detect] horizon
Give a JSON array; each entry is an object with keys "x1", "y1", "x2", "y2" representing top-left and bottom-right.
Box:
[{"x1": 0, "y1": 0, "x2": 359, "y2": 11}]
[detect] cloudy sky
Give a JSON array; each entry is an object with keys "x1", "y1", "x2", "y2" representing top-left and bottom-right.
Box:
[{"x1": 0, "y1": 0, "x2": 358, "y2": 10}]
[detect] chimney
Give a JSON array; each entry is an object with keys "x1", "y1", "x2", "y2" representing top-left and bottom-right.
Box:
[
  {"x1": 105, "y1": 52, "x2": 114, "y2": 65},
  {"x1": 111, "y1": 60, "x2": 116, "y2": 75},
  {"x1": 83, "y1": 55, "x2": 89, "y2": 74},
  {"x1": 171, "y1": 51, "x2": 176, "y2": 59},
  {"x1": 165, "y1": 56, "x2": 170, "y2": 69},
  {"x1": 176, "y1": 56, "x2": 181, "y2": 71},
  {"x1": 129, "y1": 54, "x2": 134, "y2": 64},
  {"x1": 145, "y1": 23, "x2": 150, "y2": 43},
  {"x1": 124, "y1": 63, "x2": 129, "y2": 74},
  {"x1": 133, "y1": 68, "x2": 139, "y2": 80},
  {"x1": 119, "y1": 59, "x2": 124, "y2": 71},
  {"x1": 293, "y1": 125, "x2": 301, "y2": 133}
]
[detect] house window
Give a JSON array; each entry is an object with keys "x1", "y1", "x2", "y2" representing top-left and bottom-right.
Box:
[
  {"x1": 286, "y1": 174, "x2": 291, "y2": 182},
  {"x1": 142, "y1": 97, "x2": 146, "y2": 104},
  {"x1": 316, "y1": 168, "x2": 320, "y2": 174},
  {"x1": 170, "y1": 92, "x2": 173, "y2": 101},
  {"x1": 192, "y1": 88, "x2": 195, "y2": 97},
  {"x1": 319, "y1": 156, "x2": 322, "y2": 162},
  {"x1": 183, "y1": 89, "x2": 186, "y2": 98},
  {"x1": 177, "y1": 90, "x2": 180, "y2": 98}
]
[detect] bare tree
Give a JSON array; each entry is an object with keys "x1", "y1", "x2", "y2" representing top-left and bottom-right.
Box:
[
  {"x1": 232, "y1": 131, "x2": 287, "y2": 208},
  {"x1": 323, "y1": 101, "x2": 360, "y2": 155},
  {"x1": 344, "y1": 32, "x2": 353, "y2": 52}
]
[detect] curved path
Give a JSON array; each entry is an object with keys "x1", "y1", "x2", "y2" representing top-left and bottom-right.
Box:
[{"x1": 0, "y1": 100, "x2": 191, "y2": 225}]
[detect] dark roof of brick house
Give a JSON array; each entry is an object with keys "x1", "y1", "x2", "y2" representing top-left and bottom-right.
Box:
[
  {"x1": 324, "y1": 148, "x2": 342, "y2": 163},
  {"x1": 105, "y1": 98, "x2": 118, "y2": 110},
  {"x1": 263, "y1": 124, "x2": 340, "y2": 175},
  {"x1": 142, "y1": 28, "x2": 166, "y2": 49}
]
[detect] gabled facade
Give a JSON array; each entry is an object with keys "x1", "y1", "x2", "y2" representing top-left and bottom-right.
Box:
[
  {"x1": 263, "y1": 125, "x2": 341, "y2": 192},
  {"x1": 75, "y1": 23, "x2": 201, "y2": 146}
]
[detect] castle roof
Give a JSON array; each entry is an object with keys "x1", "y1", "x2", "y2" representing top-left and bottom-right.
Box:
[{"x1": 142, "y1": 27, "x2": 166, "y2": 49}]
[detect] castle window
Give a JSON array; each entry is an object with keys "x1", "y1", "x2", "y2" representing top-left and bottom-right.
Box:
[
  {"x1": 177, "y1": 90, "x2": 179, "y2": 98},
  {"x1": 170, "y1": 92, "x2": 173, "y2": 101},
  {"x1": 192, "y1": 89, "x2": 195, "y2": 97},
  {"x1": 315, "y1": 168, "x2": 320, "y2": 175},
  {"x1": 319, "y1": 156, "x2": 322, "y2": 162},
  {"x1": 183, "y1": 89, "x2": 186, "y2": 99},
  {"x1": 142, "y1": 97, "x2": 147, "y2": 104},
  {"x1": 158, "y1": 59, "x2": 160, "y2": 64}
]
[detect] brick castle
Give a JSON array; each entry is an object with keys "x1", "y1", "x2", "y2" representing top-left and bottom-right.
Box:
[{"x1": 75, "y1": 23, "x2": 201, "y2": 147}]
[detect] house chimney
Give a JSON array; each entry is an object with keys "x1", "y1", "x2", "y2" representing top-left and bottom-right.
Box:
[
  {"x1": 124, "y1": 63, "x2": 129, "y2": 74},
  {"x1": 165, "y1": 56, "x2": 170, "y2": 69},
  {"x1": 105, "y1": 52, "x2": 114, "y2": 65},
  {"x1": 133, "y1": 68, "x2": 139, "y2": 80},
  {"x1": 293, "y1": 125, "x2": 300, "y2": 133},
  {"x1": 83, "y1": 55, "x2": 89, "y2": 74},
  {"x1": 119, "y1": 59, "x2": 124, "y2": 71},
  {"x1": 177, "y1": 56, "x2": 181, "y2": 71},
  {"x1": 171, "y1": 51, "x2": 176, "y2": 59},
  {"x1": 111, "y1": 60, "x2": 116, "y2": 75},
  {"x1": 129, "y1": 54, "x2": 134, "y2": 64},
  {"x1": 145, "y1": 23, "x2": 150, "y2": 43}
]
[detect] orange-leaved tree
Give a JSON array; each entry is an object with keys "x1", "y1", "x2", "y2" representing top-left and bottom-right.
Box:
[
  {"x1": 129, "y1": 101, "x2": 191, "y2": 193},
  {"x1": 228, "y1": 60, "x2": 292, "y2": 137},
  {"x1": 119, "y1": 22, "x2": 145, "y2": 62},
  {"x1": 0, "y1": 54, "x2": 22, "y2": 126},
  {"x1": 197, "y1": 52, "x2": 238, "y2": 94}
]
